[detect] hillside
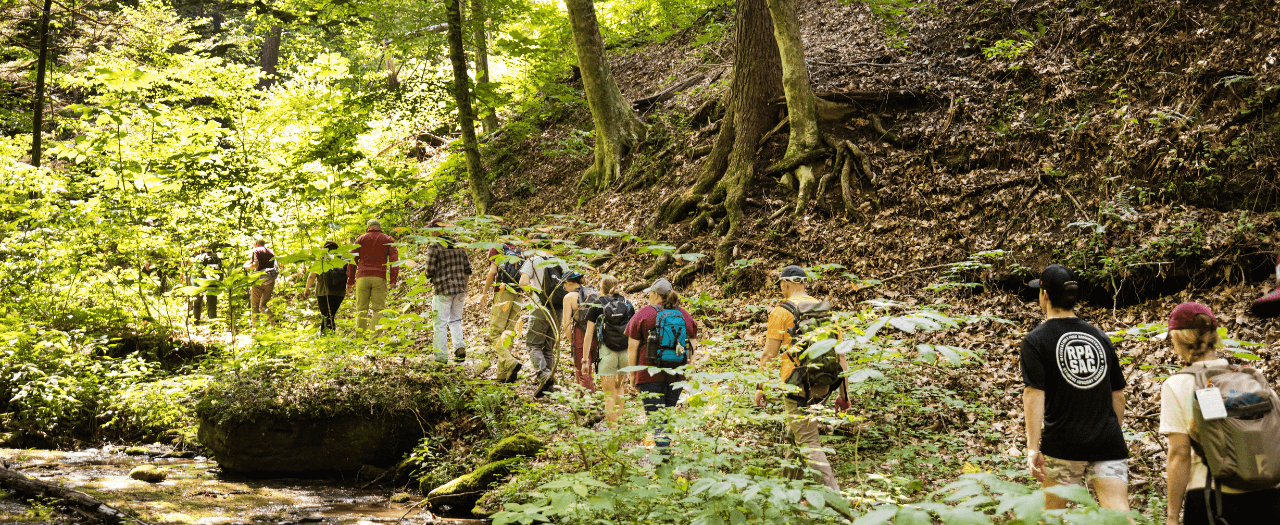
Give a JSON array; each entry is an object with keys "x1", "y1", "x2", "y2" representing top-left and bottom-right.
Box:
[{"x1": 434, "y1": 0, "x2": 1280, "y2": 509}]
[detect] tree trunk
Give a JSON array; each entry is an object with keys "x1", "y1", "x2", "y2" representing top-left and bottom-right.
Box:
[
  {"x1": 471, "y1": 0, "x2": 499, "y2": 134},
  {"x1": 29, "y1": 0, "x2": 53, "y2": 168},
  {"x1": 563, "y1": 0, "x2": 646, "y2": 190},
  {"x1": 258, "y1": 25, "x2": 282, "y2": 89},
  {"x1": 655, "y1": 0, "x2": 781, "y2": 280},
  {"x1": 765, "y1": 0, "x2": 826, "y2": 217},
  {"x1": 447, "y1": 0, "x2": 493, "y2": 214}
]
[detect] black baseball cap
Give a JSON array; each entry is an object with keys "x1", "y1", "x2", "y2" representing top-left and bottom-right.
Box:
[
  {"x1": 1029, "y1": 264, "x2": 1078, "y2": 297},
  {"x1": 779, "y1": 265, "x2": 808, "y2": 283}
]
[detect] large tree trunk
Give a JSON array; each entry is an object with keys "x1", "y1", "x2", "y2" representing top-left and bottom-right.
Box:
[
  {"x1": 29, "y1": 0, "x2": 53, "y2": 168},
  {"x1": 257, "y1": 25, "x2": 282, "y2": 89},
  {"x1": 471, "y1": 0, "x2": 499, "y2": 134},
  {"x1": 765, "y1": 0, "x2": 827, "y2": 217},
  {"x1": 447, "y1": 0, "x2": 493, "y2": 214},
  {"x1": 656, "y1": 0, "x2": 782, "y2": 279},
  {"x1": 563, "y1": 0, "x2": 646, "y2": 191}
]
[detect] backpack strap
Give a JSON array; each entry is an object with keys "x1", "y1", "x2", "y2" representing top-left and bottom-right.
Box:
[{"x1": 779, "y1": 301, "x2": 801, "y2": 338}]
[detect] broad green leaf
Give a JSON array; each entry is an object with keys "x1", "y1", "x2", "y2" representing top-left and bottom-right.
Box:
[
  {"x1": 1044, "y1": 484, "x2": 1096, "y2": 507},
  {"x1": 995, "y1": 492, "x2": 1043, "y2": 523},
  {"x1": 853, "y1": 506, "x2": 898, "y2": 525},
  {"x1": 804, "y1": 489, "x2": 825, "y2": 509},
  {"x1": 936, "y1": 507, "x2": 989, "y2": 525},
  {"x1": 894, "y1": 507, "x2": 931, "y2": 525}
]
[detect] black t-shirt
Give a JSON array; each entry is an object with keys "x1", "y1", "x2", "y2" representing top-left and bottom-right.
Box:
[{"x1": 1020, "y1": 317, "x2": 1128, "y2": 461}]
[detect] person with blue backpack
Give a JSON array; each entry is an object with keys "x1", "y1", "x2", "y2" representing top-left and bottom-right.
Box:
[
  {"x1": 303, "y1": 241, "x2": 349, "y2": 334},
  {"x1": 624, "y1": 278, "x2": 698, "y2": 450},
  {"x1": 582, "y1": 275, "x2": 635, "y2": 426}
]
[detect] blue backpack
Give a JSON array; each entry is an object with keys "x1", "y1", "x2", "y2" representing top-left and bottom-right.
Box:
[{"x1": 646, "y1": 306, "x2": 689, "y2": 368}]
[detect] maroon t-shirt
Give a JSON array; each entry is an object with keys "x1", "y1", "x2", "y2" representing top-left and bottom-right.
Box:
[{"x1": 624, "y1": 304, "x2": 698, "y2": 384}]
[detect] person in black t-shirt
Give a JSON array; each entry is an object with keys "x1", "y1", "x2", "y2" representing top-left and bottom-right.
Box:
[{"x1": 1021, "y1": 264, "x2": 1130, "y2": 511}]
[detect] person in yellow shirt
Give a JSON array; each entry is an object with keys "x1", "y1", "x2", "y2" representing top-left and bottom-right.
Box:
[{"x1": 754, "y1": 265, "x2": 848, "y2": 491}]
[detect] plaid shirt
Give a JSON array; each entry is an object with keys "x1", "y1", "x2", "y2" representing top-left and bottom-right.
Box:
[{"x1": 424, "y1": 245, "x2": 473, "y2": 295}]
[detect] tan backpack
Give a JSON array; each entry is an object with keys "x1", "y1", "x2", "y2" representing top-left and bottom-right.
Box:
[{"x1": 1179, "y1": 362, "x2": 1280, "y2": 492}]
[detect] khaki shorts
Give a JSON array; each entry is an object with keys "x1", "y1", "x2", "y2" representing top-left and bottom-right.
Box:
[
  {"x1": 597, "y1": 346, "x2": 626, "y2": 377},
  {"x1": 1044, "y1": 455, "x2": 1128, "y2": 485}
]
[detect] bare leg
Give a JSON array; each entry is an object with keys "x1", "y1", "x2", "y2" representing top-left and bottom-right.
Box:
[
  {"x1": 601, "y1": 375, "x2": 623, "y2": 427},
  {"x1": 1091, "y1": 477, "x2": 1130, "y2": 511},
  {"x1": 1042, "y1": 478, "x2": 1068, "y2": 510}
]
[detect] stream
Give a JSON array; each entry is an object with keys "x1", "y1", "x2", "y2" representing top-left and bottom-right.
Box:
[{"x1": 0, "y1": 447, "x2": 486, "y2": 524}]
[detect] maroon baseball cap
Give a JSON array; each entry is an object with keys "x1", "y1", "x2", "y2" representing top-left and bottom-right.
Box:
[{"x1": 1168, "y1": 302, "x2": 1218, "y2": 331}]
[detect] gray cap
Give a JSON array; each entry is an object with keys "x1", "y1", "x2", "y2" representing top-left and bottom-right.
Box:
[
  {"x1": 779, "y1": 265, "x2": 808, "y2": 282},
  {"x1": 643, "y1": 278, "x2": 673, "y2": 295},
  {"x1": 367, "y1": 219, "x2": 382, "y2": 231}
]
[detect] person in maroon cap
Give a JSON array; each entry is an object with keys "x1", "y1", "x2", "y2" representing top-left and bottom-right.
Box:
[
  {"x1": 346, "y1": 219, "x2": 399, "y2": 335},
  {"x1": 1160, "y1": 302, "x2": 1280, "y2": 524},
  {"x1": 1021, "y1": 264, "x2": 1130, "y2": 511}
]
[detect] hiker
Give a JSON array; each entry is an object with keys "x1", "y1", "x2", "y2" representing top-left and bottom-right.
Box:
[
  {"x1": 481, "y1": 228, "x2": 524, "y2": 379},
  {"x1": 1250, "y1": 253, "x2": 1280, "y2": 317},
  {"x1": 624, "y1": 278, "x2": 698, "y2": 450},
  {"x1": 424, "y1": 232, "x2": 473, "y2": 364},
  {"x1": 753, "y1": 265, "x2": 848, "y2": 491},
  {"x1": 519, "y1": 237, "x2": 570, "y2": 395},
  {"x1": 188, "y1": 243, "x2": 223, "y2": 324},
  {"x1": 346, "y1": 219, "x2": 399, "y2": 335},
  {"x1": 245, "y1": 239, "x2": 278, "y2": 327},
  {"x1": 1160, "y1": 302, "x2": 1280, "y2": 525},
  {"x1": 582, "y1": 275, "x2": 635, "y2": 426},
  {"x1": 1021, "y1": 264, "x2": 1130, "y2": 511},
  {"x1": 304, "y1": 241, "x2": 348, "y2": 334},
  {"x1": 561, "y1": 272, "x2": 600, "y2": 393}
]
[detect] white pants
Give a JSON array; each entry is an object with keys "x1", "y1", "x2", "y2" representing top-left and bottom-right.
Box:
[{"x1": 433, "y1": 292, "x2": 466, "y2": 353}]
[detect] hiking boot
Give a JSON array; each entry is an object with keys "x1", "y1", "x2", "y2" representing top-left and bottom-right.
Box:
[
  {"x1": 582, "y1": 410, "x2": 605, "y2": 429},
  {"x1": 433, "y1": 349, "x2": 450, "y2": 364},
  {"x1": 534, "y1": 372, "x2": 555, "y2": 399},
  {"x1": 497, "y1": 360, "x2": 521, "y2": 384},
  {"x1": 472, "y1": 358, "x2": 492, "y2": 376},
  {"x1": 454, "y1": 347, "x2": 466, "y2": 361}
]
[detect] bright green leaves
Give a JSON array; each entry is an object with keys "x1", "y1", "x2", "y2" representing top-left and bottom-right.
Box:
[
  {"x1": 276, "y1": 244, "x2": 358, "y2": 274},
  {"x1": 93, "y1": 67, "x2": 159, "y2": 92}
]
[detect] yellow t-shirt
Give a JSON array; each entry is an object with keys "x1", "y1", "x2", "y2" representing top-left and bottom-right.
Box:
[{"x1": 767, "y1": 294, "x2": 820, "y2": 382}]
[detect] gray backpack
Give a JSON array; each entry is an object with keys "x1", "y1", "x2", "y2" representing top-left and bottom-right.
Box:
[{"x1": 1178, "y1": 362, "x2": 1280, "y2": 493}]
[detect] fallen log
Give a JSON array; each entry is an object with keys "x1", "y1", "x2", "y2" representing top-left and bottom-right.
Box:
[
  {"x1": 0, "y1": 464, "x2": 146, "y2": 524},
  {"x1": 633, "y1": 71, "x2": 715, "y2": 111},
  {"x1": 770, "y1": 89, "x2": 926, "y2": 106}
]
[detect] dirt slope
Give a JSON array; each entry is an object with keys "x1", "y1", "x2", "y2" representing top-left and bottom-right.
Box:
[{"x1": 429, "y1": 0, "x2": 1280, "y2": 498}]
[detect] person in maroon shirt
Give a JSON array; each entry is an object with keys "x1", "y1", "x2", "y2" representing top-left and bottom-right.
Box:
[
  {"x1": 345, "y1": 219, "x2": 400, "y2": 335},
  {"x1": 624, "y1": 278, "x2": 698, "y2": 451},
  {"x1": 245, "y1": 239, "x2": 277, "y2": 328}
]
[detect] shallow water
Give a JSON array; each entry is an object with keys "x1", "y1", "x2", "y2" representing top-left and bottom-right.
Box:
[{"x1": 0, "y1": 447, "x2": 485, "y2": 524}]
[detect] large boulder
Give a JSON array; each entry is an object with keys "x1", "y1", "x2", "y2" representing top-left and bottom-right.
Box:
[
  {"x1": 426, "y1": 458, "x2": 519, "y2": 513},
  {"x1": 486, "y1": 433, "x2": 545, "y2": 462},
  {"x1": 197, "y1": 415, "x2": 422, "y2": 474}
]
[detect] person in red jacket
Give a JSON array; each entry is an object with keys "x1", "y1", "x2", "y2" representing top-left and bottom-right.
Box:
[{"x1": 346, "y1": 219, "x2": 400, "y2": 335}]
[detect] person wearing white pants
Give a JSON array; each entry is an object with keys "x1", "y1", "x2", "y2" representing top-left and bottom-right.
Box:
[
  {"x1": 433, "y1": 292, "x2": 466, "y2": 363},
  {"x1": 422, "y1": 229, "x2": 473, "y2": 365}
]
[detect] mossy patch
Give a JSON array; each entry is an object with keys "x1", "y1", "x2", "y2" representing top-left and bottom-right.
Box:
[
  {"x1": 425, "y1": 458, "x2": 519, "y2": 508},
  {"x1": 486, "y1": 433, "x2": 544, "y2": 462}
]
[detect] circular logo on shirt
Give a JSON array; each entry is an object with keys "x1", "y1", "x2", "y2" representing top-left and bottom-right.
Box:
[{"x1": 1055, "y1": 332, "x2": 1108, "y2": 389}]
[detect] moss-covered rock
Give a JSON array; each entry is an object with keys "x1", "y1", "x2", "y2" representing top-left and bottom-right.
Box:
[
  {"x1": 426, "y1": 458, "x2": 519, "y2": 512},
  {"x1": 129, "y1": 465, "x2": 169, "y2": 482},
  {"x1": 485, "y1": 433, "x2": 544, "y2": 462},
  {"x1": 123, "y1": 446, "x2": 149, "y2": 456},
  {"x1": 389, "y1": 493, "x2": 412, "y2": 503}
]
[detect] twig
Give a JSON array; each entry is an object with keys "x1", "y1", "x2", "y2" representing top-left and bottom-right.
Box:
[
  {"x1": 399, "y1": 497, "x2": 430, "y2": 520},
  {"x1": 758, "y1": 117, "x2": 790, "y2": 148},
  {"x1": 809, "y1": 61, "x2": 910, "y2": 68},
  {"x1": 879, "y1": 263, "x2": 956, "y2": 283}
]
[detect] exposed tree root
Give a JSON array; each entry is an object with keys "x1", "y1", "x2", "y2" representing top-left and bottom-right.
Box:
[
  {"x1": 765, "y1": 147, "x2": 831, "y2": 177},
  {"x1": 0, "y1": 463, "x2": 146, "y2": 524}
]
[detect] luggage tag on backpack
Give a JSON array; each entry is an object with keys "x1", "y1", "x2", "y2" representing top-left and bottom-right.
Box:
[{"x1": 1195, "y1": 387, "x2": 1229, "y2": 421}]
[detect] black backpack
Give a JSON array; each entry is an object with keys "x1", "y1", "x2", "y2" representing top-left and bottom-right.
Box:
[
  {"x1": 782, "y1": 300, "x2": 843, "y2": 402},
  {"x1": 323, "y1": 265, "x2": 347, "y2": 294},
  {"x1": 575, "y1": 285, "x2": 602, "y2": 326},
  {"x1": 594, "y1": 294, "x2": 634, "y2": 351},
  {"x1": 495, "y1": 245, "x2": 524, "y2": 285},
  {"x1": 536, "y1": 258, "x2": 569, "y2": 308}
]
